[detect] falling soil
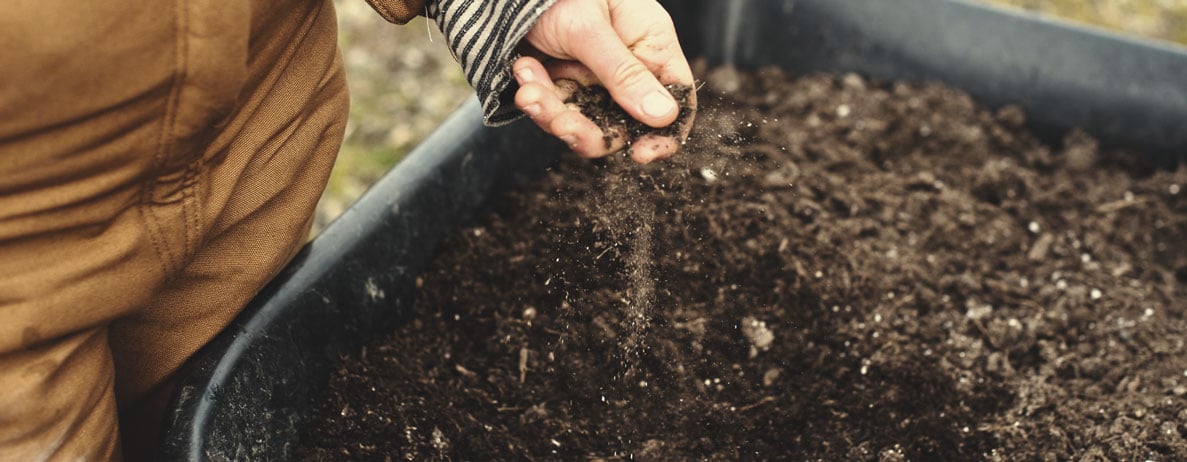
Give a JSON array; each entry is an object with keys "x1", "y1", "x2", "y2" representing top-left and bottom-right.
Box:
[{"x1": 297, "y1": 68, "x2": 1187, "y2": 461}]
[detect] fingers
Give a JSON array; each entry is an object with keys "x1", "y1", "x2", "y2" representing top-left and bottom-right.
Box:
[
  {"x1": 513, "y1": 57, "x2": 567, "y2": 118},
  {"x1": 520, "y1": 0, "x2": 698, "y2": 163},
  {"x1": 513, "y1": 56, "x2": 625, "y2": 158},
  {"x1": 552, "y1": 111, "x2": 626, "y2": 158},
  {"x1": 563, "y1": 19, "x2": 679, "y2": 129},
  {"x1": 629, "y1": 134, "x2": 680, "y2": 164},
  {"x1": 514, "y1": 54, "x2": 689, "y2": 164},
  {"x1": 541, "y1": 60, "x2": 600, "y2": 87},
  {"x1": 609, "y1": 2, "x2": 694, "y2": 80},
  {"x1": 605, "y1": 0, "x2": 698, "y2": 157}
]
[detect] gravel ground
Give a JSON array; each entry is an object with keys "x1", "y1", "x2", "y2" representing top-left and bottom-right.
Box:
[{"x1": 317, "y1": 0, "x2": 1187, "y2": 231}]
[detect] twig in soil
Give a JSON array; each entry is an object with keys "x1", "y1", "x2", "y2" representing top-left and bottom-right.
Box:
[
  {"x1": 1096, "y1": 196, "x2": 1152, "y2": 213},
  {"x1": 737, "y1": 396, "x2": 777, "y2": 412},
  {"x1": 968, "y1": 318, "x2": 1000, "y2": 350},
  {"x1": 518, "y1": 347, "x2": 530, "y2": 383},
  {"x1": 455, "y1": 364, "x2": 477, "y2": 378}
]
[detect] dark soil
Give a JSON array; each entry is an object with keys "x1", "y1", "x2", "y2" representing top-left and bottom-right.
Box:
[
  {"x1": 565, "y1": 83, "x2": 695, "y2": 151},
  {"x1": 297, "y1": 68, "x2": 1187, "y2": 461}
]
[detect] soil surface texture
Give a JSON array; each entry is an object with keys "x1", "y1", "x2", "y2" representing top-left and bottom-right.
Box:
[{"x1": 298, "y1": 68, "x2": 1187, "y2": 461}]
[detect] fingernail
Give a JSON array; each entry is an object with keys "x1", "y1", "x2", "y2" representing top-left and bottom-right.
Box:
[
  {"x1": 515, "y1": 67, "x2": 533, "y2": 83},
  {"x1": 523, "y1": 104, "x2": 541, "y2": 117},
  {"x1": 641, "y1": 90, "x2": 677, "y2": 119},
  {"x1": 560, "y1": 134, "x2": 578, "y2": 147}
]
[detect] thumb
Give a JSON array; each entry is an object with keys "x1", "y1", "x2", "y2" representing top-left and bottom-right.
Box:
[{"x1": 566, "y1": 23, "x2": 678, "y2": 128}]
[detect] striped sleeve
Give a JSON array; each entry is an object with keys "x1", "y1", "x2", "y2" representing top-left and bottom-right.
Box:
[{"x1": 426, "y1": 0, "x2": 559, "y2": 126}]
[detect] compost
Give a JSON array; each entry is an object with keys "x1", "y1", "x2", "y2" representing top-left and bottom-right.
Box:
[
  {"x1": 563, "y1": 82, "x2": 695, "y2": 150},
  {"x1": 298, "y1": 68, "x2": 1187, "y2": 461}
]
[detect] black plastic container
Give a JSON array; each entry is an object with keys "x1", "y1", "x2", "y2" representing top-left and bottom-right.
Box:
[{"x1": 160, "y1": 0, "x2": 1187, "y2": 459}]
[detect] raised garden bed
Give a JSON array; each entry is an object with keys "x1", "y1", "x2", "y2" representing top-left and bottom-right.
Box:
[
  {"x1": 297, "y1": 68, "x2": 1187, "y2": 460},
  {"x1": 160, "y1": 1, "x2": 1187, "y2": 460}
]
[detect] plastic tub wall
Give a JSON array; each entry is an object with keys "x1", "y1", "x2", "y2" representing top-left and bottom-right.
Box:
[{"x1": 160, "y1": 0, "x2": 1187, "y2": 459}]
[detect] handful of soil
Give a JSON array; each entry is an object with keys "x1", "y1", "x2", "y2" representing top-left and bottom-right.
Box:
[
  {"x1": 298, "y1": 69, "x2": 1187, "y2": 460},
  {"x1": 565, "y1": 83, "x2": 695, "y2": 152}
]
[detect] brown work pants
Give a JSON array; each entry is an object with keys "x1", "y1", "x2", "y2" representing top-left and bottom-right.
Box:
[{"x1": 0, "y1": 0, "x2": 416, "y2": 459}]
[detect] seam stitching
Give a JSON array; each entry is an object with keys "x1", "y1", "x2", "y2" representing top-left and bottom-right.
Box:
[{"x1": 140, "y1": 0, "x2": 191, "y2": 276}]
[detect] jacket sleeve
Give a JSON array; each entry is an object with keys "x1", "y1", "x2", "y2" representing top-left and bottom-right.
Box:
[
  {"x1": 365, "y1": 0, "x2": 427, "y2": 24},
  {"x1": 427, "y1": 0, "x2": 559, "y2": 126}
]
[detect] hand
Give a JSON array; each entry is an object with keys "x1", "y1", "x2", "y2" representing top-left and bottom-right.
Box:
[{"x1": 514, "y1": 0, "x2": 696, "y2": 163}]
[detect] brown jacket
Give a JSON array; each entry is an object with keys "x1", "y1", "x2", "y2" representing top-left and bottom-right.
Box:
[{"x1": 0, "y1": 0, "x2": 419, "y2": 459}]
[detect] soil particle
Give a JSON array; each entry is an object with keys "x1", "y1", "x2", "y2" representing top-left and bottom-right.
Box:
[{"x1": 297, "y1": 68, "x2": 1187, "y2": 461}]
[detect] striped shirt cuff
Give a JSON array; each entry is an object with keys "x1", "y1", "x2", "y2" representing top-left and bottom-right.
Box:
[{"x1": 427, "y1": 0, "x2": 558, "y2": 126}]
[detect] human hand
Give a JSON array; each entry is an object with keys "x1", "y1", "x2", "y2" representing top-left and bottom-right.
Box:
[{"x1": 513, "y1": 0, "x2": 696, "y2": 163}]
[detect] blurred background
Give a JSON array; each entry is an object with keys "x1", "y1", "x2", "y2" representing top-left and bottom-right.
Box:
[{"x1": 317, "y1": 0, "x2": 1187, "y2": 230}]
